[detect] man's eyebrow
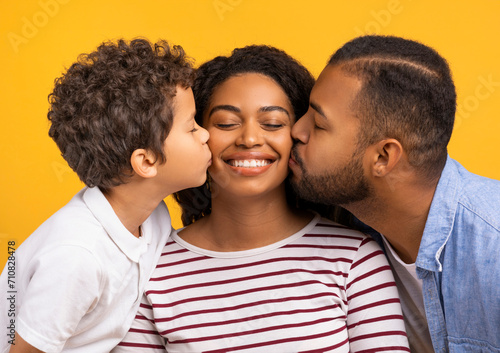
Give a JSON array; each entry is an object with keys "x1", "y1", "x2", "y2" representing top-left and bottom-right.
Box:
[
  {"x1": 259, "y1": 106, "x2": 290, "y2": 117},
  {"x1": 310, "y1": 101, "x2": 327, "y2": 119},
  {"x1": 208, "y1": 105, "x2": 240, "y2": 117}
]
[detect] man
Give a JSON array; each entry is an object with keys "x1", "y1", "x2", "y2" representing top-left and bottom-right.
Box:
[{"x1": 289, "y1": 35, "x2": 500, "y2": 353}]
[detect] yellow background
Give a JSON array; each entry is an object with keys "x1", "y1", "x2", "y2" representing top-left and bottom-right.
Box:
[{"x1": 1, "y1": 0, "x2": 499, "y2": 265}]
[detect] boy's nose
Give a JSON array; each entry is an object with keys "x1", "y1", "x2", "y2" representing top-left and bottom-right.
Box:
[{"x1": 200, "y1": 125, "x2": 210, "y2": 143}]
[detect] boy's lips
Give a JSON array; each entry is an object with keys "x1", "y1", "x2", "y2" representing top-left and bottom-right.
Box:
[{"x1": 205, "y1": 147, "x2": 212, "y2": 166}]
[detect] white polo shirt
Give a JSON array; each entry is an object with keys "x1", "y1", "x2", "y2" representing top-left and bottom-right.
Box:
[{"x1": 0, "y1": 187, "x2": 171, "y2": 353}]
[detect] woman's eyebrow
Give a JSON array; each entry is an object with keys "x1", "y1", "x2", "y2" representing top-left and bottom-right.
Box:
[
  {"x1": 259, "y1": 106, "x2": 290, "y2": 117},
  {"x1": 208, "y1": 105, "x2": 240, "y2": 117}
]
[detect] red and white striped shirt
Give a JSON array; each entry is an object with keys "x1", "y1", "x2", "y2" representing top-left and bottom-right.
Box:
[{"x1": 113, "y1": 214, "x2": 409, "y2": 352}]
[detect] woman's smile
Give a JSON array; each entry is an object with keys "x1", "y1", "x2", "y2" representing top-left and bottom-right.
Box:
[
  {"x1": 226, "y1": 159, "x2": 271, "y2": 168},
  {"x1": 223, "y1": 151, "x2": 276, "y2": 175}
]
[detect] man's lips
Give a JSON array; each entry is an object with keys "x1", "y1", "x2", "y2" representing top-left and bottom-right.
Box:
[{"x1": 288, "y1": 148, "x2": 300, "y2": 169}]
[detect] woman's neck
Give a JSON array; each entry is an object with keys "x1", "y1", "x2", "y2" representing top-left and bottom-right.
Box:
[{"x1": 179, "y1": 185, "x2": 312, "y2": 251}]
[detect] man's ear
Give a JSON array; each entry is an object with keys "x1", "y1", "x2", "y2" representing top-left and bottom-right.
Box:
[
  {"x1": 130, "y1": 149, "x2": 158, "y2": 179},
  {"x1": 368, "y1": 139, "x2": 403, "y2": 177}
]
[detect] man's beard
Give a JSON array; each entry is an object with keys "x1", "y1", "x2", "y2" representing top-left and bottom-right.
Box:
[{"x1": 290, "y1": 146, "x2": 372, "y2": 207}]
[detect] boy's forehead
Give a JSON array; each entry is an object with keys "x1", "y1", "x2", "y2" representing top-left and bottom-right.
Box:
[
  {"x1": 172, "y1": 86, "x2": 194, "y2": 103},
  {"x1": 171, "y1": 86, "x2": 195, "y2": 118}
]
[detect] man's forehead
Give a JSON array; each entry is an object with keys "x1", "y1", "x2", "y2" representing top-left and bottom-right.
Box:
[{"x1": 311, "y1": 65, "x2": 362, "y2": 102}]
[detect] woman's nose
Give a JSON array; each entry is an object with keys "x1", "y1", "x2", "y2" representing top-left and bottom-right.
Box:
[{"x1": 236, "y1": 122, "x2": 264, "y2": 147}]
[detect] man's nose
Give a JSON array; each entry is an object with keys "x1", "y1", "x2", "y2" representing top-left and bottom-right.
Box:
[{"x1": 291, "y1": 114, "x2": 310, "y2": 144}]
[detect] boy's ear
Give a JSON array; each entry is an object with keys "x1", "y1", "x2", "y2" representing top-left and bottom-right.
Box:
[
  {"x1": 368, "y1": 138, "x2": 403, "y2": 177},
  {"x1": 130, "y1": 149, "x2": 158, "y2": 178}
]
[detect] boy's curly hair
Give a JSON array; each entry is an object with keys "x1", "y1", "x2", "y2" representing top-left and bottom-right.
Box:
[{"x1": 48, "y1": 38, "x2": 195, "y2": 190}]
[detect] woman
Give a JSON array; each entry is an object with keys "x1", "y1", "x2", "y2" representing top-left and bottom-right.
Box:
[{"x1": 114, "y1": 45, "x2": 409, "y2": 352}]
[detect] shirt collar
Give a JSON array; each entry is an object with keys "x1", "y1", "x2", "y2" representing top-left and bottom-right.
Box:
[
  {"x1": 416, "y1": 156, "x2": 460, "y2": 272},
  {"x1": 83, "y1": 186, "x2": 152, "y2": 263}
]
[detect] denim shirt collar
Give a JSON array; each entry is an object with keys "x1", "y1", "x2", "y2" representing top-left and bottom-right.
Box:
[{"x1": 416, "y1": 156, "x2": 459, "y2": 273}]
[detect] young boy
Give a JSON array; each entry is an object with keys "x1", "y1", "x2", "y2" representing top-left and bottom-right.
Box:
[{"x1": 0, "y1": 38, "x2": 211, "y2": 352}]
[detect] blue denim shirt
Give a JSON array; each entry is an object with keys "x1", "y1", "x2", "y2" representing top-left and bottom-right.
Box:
[{"x1": 366, "y1": 156, "x2": 500, "y2": 352}]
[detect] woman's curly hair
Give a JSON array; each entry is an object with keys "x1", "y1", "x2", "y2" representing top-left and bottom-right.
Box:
[
  {"x1": 48, "y1": 38, "x2": 195, "y2": 191},
  {"x1": 174, "y1": 45, "x2": 315, "y2": 226}
]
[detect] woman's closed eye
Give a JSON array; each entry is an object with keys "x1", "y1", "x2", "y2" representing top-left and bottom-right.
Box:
[
  {"x1": 214, "y1": 123, "x2": 239, "y2": 129},
  {"x1": 262, "y1": 123, "x2": 285, "y2": 130}
]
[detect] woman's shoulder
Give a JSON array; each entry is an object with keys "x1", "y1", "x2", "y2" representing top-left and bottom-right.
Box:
[
  {"x1": 172, "y1": 216, "x2": 212, "y2": 249},
  {"x1": 305, "y1": 216, "x2": 373, "y2": 246}
]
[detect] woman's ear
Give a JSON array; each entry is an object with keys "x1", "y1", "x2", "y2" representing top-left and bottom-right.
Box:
[
  {"x1": 369, "y1": 138, "x2": 403, "y2": 178},
  {"x1": 130, "y1": 149, "x2": 158, "y2": 178}
]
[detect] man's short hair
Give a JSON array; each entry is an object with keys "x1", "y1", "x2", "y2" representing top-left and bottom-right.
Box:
[
  {"x1": 48, "y1": 38, "x2": 194, "y2": 190},
  {"x1": 329, "y1": 35, "x2": 456, "y2": 179}
]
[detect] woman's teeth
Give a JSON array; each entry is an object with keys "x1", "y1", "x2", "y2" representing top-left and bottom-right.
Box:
[{"x1": 228, "y1": 159, "x2": 271, "y2": 168}]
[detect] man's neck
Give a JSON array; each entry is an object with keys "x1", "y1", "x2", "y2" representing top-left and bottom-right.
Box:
[{"x1": 347, "y1": 181, "x2": 438, "y2": 264}]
